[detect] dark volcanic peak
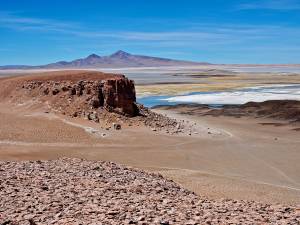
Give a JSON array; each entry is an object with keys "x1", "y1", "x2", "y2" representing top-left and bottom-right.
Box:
[
  {"x1": 86, "y1": 53, "x2": 101, "y2": 59},
  {"x1": 110, "y1": 50, "x2": 131, "y2": 58},
  {"x1": 0, "y1": 51, "x2": 209, "y2": 69},
  {"x1": 54, "y1": 61, "x2": 69, "y2": 65}
]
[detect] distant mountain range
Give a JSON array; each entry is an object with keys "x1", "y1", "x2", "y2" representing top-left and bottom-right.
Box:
[{"x1": 0, "y1": 51, "x2": 209, "y2": 69}]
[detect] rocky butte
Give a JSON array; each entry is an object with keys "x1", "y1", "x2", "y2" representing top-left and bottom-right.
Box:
[
  {"x1": 0, "y1": 70, "x2": 138, "y2": 117},
  {"x1": 0, "y1": 70, "x2": 182, "y2": 132}
]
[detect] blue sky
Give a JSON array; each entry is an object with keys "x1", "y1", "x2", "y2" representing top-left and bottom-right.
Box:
[{"x1": 0, "y1": 0, "x2": 300, "y2": 65}]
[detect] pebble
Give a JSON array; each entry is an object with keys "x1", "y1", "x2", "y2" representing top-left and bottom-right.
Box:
[{"x1": 0, "y1": 158, "x2": 298, "y2": 225}]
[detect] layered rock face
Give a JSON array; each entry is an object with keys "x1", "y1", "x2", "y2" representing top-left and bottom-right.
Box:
[
  {"x1": 19, "y1": 74, "x2": 138, "y2": 117},
  {"x1": 102, "y1": 78, "x2": 137, "y2": 115},
  {"x1": 0, "y1": 71, "x2": 184, "y2": 132}
]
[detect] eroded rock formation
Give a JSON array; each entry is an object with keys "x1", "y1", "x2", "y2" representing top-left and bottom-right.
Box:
[
  {"x1": 18, "y1": 73, "x2": 138, "y2": 117},
  {"x1": 0, "y1": 71, "x2": 185, "y2": 133},
  {"x1": 102, "y1": 78, "x2": 137, "y2": 115}
]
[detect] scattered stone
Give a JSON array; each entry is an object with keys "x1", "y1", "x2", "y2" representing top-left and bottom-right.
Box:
[
  {"x1": 29, "y1": 219, "x2": 36, "y2": 225},
  {"x1": 113, "y1": 123, "x2": 121, "y2": 130},
  {"x1": 88, "y1": 112, "x2": 99, "y2": 123},
  {"x1": 69, "y1": 87, "x2": 76, "y2": 95},
  {"x1": 43, "y1": 88, "x2": 49, "y2": 95},
  {"x1": 72, "y1": 111, "x2": 78, "y2": 117},
  {"x1": 0, "y1": 158, "x2": 298, "y2": 225},
  {"x1": 137, "y1": 104, "x2": 185, "y2": 134},
  {"x1": 90, "y1": 98, "x2": 101, "y2": 108},
  {"x1": 52, "y1": 89, "x2": 60, "y2": 95},
  {"x1": 61, "y1": 86, "x2": 69, "y2": 92}
]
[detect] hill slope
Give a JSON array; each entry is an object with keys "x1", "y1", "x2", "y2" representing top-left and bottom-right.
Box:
[{"x1": 1, "y1": 158, "x2": 298, "y2": 224}]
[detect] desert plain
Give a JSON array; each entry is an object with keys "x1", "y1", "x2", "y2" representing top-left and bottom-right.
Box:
[{"x1": 0, "y1": 66, "x2": 299, "y2": 207}]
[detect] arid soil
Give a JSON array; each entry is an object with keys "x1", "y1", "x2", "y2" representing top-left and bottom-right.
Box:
[
  {"x1": 0, "y1": 70, "x2": 300, "y2": 224},
  {"x1": 0, "y1": 101, "x2": 299, "y2": 206},
  {"x1": 1, "y1": 158, "x2": 299, "y2": 225}
]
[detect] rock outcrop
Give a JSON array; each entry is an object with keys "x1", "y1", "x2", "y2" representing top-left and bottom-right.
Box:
[
  {"x1": 0, "y1": 71, "x2": 187, "y2": 133},
  {"x1": 3, "y1": 71, "x2": 139, "y2": 117},
  {"x1": 102, "y1": 78, "x2": 137, "y2": 116},
  {"x1": 21, "y1": 78, "x2": 138, "y2": 117}
]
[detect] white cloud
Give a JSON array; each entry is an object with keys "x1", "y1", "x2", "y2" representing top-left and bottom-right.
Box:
[
  {"x1": 0, "y1": 11, "x2": 299, "y2": 53},
  {"x1": 237, "y1": 0, "x2": 300, "y2": 10},
  {"x1": 0, "y1": 11, "x2": 80, "y2": 32}
]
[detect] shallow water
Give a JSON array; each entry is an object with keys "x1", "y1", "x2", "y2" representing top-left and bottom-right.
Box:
[{"x1": 138, "y1": 84, "x2": 300, "y2": 107}]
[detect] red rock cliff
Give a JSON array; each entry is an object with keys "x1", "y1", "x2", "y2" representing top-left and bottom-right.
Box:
[
  {"x1": 102, "y1": 78, "x2": 137, "y2": 116},
  {"x1": 0, "y1": 70, "x2": 139, "y2": 117}
]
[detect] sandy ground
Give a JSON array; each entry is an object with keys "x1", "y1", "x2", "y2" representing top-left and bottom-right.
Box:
[{"x1": 0, "y1": 102, "x2": 299, "y2": 206}]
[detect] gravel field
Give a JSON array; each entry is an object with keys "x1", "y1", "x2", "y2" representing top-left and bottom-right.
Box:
[{"x1": 0, "y1": 158, "x2": 299, "y2": 225}]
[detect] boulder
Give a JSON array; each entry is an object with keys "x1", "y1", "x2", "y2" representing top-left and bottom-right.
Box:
[
  {"x1": 113, "y1": 123, "x2": 121, "y2": 130},
  {"x1": 52, "y1": 89, "x2": 60, "y2": 95}
]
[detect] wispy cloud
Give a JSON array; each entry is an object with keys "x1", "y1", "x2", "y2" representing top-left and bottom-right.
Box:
[
  {"x1": 0, "y1": 48, "x2": 12, "y2": 52},
  {"x1": 0, "y1": 11, "x2": 299, "y2": 56},
  {"x1": 0, "y1": 11, "x2": 79, "y2": 32},
  {"x1": 237, "y1": 0, "x2": 300, "y2": 10},
  {"x1": 52, "y1": 24, "x2": 300, "y2": 44}
]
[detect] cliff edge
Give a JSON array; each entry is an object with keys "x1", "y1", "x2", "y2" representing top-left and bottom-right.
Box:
[
  {"x1": 0, "y1": 70, "x2": 183, "y2": 133},
  {"x1": 0, "y1": 70, "x2": 138, "y2": 117}
]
